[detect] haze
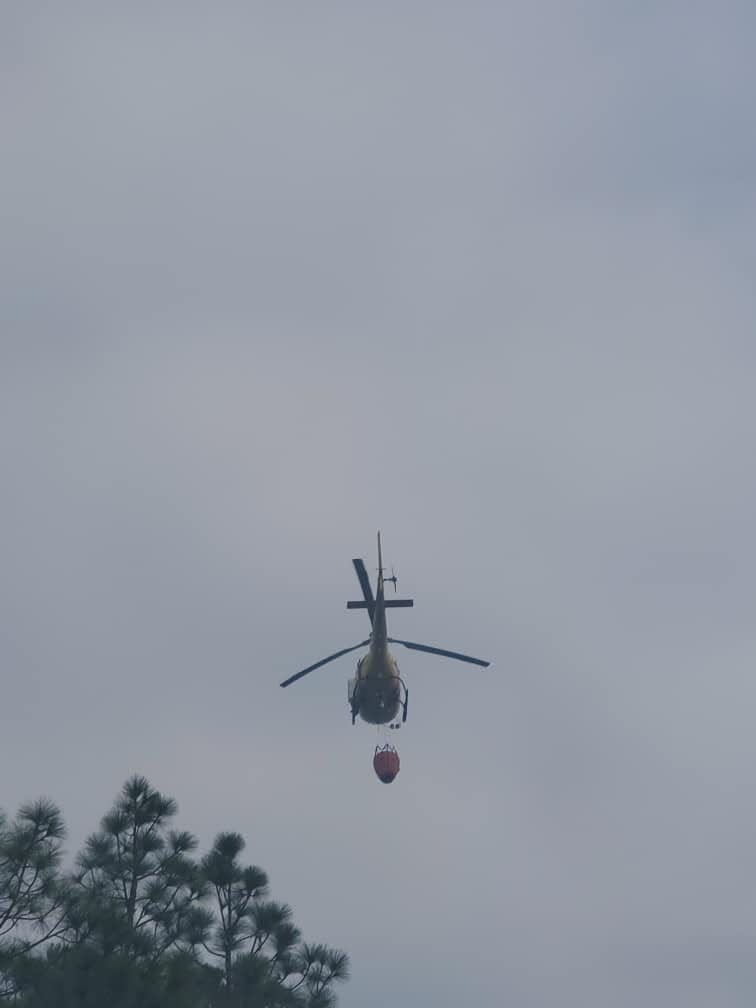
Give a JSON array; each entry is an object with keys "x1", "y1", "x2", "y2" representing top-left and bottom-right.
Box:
[{"x1": 2, "y1": 5, "x2": 756, "y2": 1005}]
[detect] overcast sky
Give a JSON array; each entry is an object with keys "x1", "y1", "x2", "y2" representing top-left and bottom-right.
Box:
[{"x1": 3, "y1": 4, "x2": 756, "y2": 1005}]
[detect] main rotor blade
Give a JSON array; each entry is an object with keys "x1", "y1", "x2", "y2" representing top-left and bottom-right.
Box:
[
  {"x1": 352, "y1": 558, "x2": 375, "y2": 624},
  {"x1": 280, "y1": 640, "x2": 370, "y2": 688},
  {"x1": 387, "y1": 638, "x2": 490, "y2": 668}
]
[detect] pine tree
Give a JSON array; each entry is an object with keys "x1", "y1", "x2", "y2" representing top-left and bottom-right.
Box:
[
  {"x1": 0, "y1": 799, "x2": 66, "y2": 997},
  {"x1": 201, "y1": 831, "x2": 269, "y2": 990},
  {"x1": 71, "y1": 774, "x2": 210, "y2": 959},
  {"x1": 2, "y1": 776, "x2": 350, "y2": 1008},
  {"x1": 201, "y1": 832, "x2": 349, "y2": 1007}
]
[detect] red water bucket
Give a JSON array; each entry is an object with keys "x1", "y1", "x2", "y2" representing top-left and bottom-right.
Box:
[{"x1": 373, "y1": 744, "x2": 400, "y2": 783}]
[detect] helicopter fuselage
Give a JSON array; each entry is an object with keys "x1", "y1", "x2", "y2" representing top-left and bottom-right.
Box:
[
  {"x1": 349, "y1": 551, "x2": 404, "y2": 725},
  {"x1": 352, "y1": 647, "x2": 402, "y2": 725}
]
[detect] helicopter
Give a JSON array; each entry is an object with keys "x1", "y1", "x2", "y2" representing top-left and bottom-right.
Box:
[{"x1": 280, "y1": 533, "x2": 490, "y2": 726}]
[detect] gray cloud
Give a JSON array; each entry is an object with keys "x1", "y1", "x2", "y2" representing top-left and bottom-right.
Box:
[{"x1": 2, "y1": 4, "x2": 756, "y2": 1005}]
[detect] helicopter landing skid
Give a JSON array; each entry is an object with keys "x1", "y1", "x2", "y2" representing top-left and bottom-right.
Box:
[{"x1": 383, "y1": 679, "x2": 409, "y2": 728}]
